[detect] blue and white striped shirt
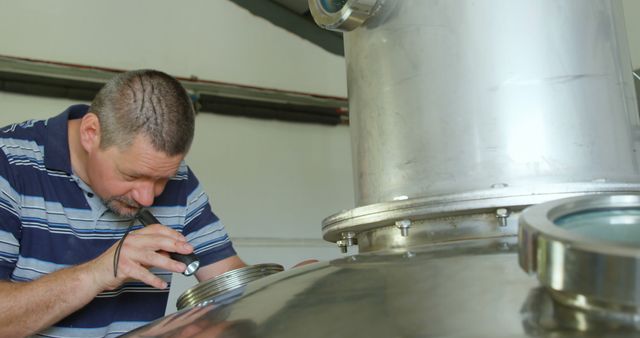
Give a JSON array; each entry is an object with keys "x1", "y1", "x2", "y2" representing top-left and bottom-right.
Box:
[{"x1": 0, "y1": 105, "x2": 236, "y2": 337}]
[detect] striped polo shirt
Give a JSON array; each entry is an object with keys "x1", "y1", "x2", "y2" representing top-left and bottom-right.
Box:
[{"x1": 0, "y1": 104, "x2": 236, "y2": 337}]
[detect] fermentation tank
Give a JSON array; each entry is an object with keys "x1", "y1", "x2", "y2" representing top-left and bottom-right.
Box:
[{"x1": 124, "y1": 1, "x2": 640, "y2": 337}]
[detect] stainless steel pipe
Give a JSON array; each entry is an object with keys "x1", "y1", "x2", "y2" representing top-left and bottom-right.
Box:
[
  {"x1": 314, "y1": 0, "x2": 640, "y2": 244},
  {"x1": 347, "y1": 0, "x2": 640, "y2": 206}
]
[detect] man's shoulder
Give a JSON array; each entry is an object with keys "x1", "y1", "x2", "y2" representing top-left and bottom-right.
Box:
[
  {"x1": 0, "y1": 119, "x2": 47, "y2": 146},
  {"x1": 0, "y1": 105, "x2": 78, "y2": 146},
  {"x1": 156, "y1": 163, "x2": 208, "y2": 206},
  {"x1": 0, "y1": 119, "x2": 48, "y2": 160}
]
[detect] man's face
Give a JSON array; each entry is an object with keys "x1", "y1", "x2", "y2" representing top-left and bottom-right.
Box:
[{"x1": 85, "y1": 135, "x2": 185, "y2": 217}]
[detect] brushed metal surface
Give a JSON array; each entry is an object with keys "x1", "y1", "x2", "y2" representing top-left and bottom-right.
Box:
[
  {"x1": 344, "y1": 0, "x2": 640, "y2": 207},
  {"x1": 124, "y1": 238, "x2": 640, "y2": 337}
]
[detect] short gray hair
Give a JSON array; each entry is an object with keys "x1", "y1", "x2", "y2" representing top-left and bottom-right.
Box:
[{"x1": 89, "y1": 69, "x2": 195, "y2": 156}]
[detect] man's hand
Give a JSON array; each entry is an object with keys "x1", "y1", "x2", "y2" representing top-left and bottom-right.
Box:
[
  {"x1": 88, "y1": 224, "x2": 195, "y2": 290},
  {"x1": 0, "y1": 224, "x2": 194, "y2": 336}
]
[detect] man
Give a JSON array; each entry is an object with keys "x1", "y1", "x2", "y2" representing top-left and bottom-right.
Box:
[{"x1": 0, "y1": 70, "x2": 246, "y2": 337}]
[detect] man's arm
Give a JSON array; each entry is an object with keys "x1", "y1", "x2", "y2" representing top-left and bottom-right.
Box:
[
  {"x1": 0, "y1": 261, "x2": 100, "y2": 337},
  {"x1": 195, "y1": 255, "x2": 247, "y2": 282},
  {"x1": 0, "y1": 224, "x2": 194, "y2": 337}
]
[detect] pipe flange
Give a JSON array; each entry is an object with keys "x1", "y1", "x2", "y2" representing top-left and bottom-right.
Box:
[
  {"x1": 308, "y1": 0, "x2": 383, "y2": 32},
  {"x1": 519, "y1": 193, "x2": 640, "y2": 314}
]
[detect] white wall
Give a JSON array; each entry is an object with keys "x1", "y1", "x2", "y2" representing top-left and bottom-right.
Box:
[
  {"x1": 0, "y1": 0, "x2": 346, "y2": 97},
  {"x1": 0, "y1": 0, "x2": 353, "y2": 315}
]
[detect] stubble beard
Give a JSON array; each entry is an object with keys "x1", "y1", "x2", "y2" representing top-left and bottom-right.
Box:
[{"x1": 103, "y1": 196, "x2": 142, "y2": 217}]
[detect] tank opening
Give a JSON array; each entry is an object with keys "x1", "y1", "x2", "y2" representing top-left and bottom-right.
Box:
[
  {"x1": 319, "y1": 0, "x2": 348, "y2": 13},
  {"x1": 554, "y1": 208, "x2": 640, "y2": 248}
]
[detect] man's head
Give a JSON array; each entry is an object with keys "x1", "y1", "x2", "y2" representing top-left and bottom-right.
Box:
[
  {"x1": 78, "y1": 70, "x2": 195, "y2": 217},
  {"x1": 91, "y1": 69, "x2": 195, "y2": 156}
]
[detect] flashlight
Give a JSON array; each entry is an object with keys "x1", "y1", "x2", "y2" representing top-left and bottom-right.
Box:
[{"x1": 136, "y1": 209, "x2": 200, "y2": 276}]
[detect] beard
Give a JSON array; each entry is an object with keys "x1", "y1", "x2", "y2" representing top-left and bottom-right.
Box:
[{"x1": 103, "y1": 195, "x2": 142, "y2": 217}]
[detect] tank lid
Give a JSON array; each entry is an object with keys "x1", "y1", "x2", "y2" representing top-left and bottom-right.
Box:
[
  {"x1": 519, "y1": 193, "x2": 640, "y2": 313},
  {"x1": 176, "y1": 264, "x2": 284, "y2": 310}
]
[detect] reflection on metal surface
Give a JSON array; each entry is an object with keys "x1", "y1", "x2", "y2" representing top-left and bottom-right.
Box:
[
  {"x1": 124, "y1": 304, "x2": 258, "y2": 338},
  {"x1": 521, "y1": 288, "x2": 640, "y2": 336},
  {"x1": 176, "y1": 264, "x2": 283, "y2": 310},
  {"x1": 520, "y1": 194, "x2": 640, "y2": 314},
  {"x1": 127, "y1": 238, "x2": 640, "y2": 337},
  {"x1": 126, "y1": 239, "x2": 544, "y2": 337}
]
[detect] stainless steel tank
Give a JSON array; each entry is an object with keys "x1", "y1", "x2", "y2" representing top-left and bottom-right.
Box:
[
  {"x1": 318, "y1": 0, "x2": 640, "y2": 246},
  {"x1": 343, "y1": 0, "x2": 640, "y2": 207},
  {"x1": 123, "y1": 1, "x2": 640, "y2": 337}
]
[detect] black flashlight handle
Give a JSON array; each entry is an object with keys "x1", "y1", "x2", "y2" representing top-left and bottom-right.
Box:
[{"x1": 136, "y1": 209, "x2": 200, "y2": 276}]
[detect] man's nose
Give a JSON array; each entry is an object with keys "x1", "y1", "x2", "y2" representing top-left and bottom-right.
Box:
[{"x1": 132, "y1": 182, "x2": 155, "y2": 207}]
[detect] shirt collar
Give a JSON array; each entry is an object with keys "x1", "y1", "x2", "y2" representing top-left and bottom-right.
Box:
[{"x1": 44, "y1": 104, "x2": 90, "y2": 174}]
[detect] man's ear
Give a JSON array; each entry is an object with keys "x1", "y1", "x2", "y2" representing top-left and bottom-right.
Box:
[{"x1": 79, "y1": 113, "x2": 101, "y2": 153}]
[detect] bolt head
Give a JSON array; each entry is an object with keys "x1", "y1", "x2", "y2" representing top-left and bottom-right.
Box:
[
  {"x1": 341, "y1": 232, "x2": 356, "y2": 239},
  {"x1": 395, "y1": 219, "x2": 411, "y2": 228},
  {"x1": 496, "y1": 208, "x2": 510, "y2": 218}
]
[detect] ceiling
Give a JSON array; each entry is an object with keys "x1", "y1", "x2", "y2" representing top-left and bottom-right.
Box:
[
  {"x1": 228, "y1": 0, "x2": 344, "y2": 56},
  {"x1": 272, "y1": 0, "x2": 310, "y2": 14}
]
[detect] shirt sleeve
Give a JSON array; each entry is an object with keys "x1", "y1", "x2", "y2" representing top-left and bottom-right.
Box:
[
  {"x1": 181, "y1": 167, "x2": 237, "y2": 267},
  {"x1": 0, "y1": 149, "x2": 22, "y2": 279}
]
